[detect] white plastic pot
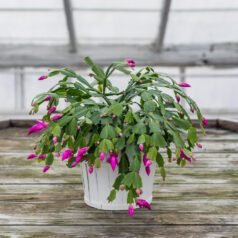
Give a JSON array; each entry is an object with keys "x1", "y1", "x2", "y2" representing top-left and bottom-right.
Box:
[{"x1": 81, "y1": 161, "x2": 156, "y2": 210}]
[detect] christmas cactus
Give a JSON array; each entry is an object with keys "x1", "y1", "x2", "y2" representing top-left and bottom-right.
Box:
[{"x1": 28, "y1": 57, "x2": 207, "y2": 217}]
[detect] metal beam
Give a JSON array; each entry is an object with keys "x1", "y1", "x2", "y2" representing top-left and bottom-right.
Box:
[
  {"x1": 63, "y1": 0, "x2": 77, "y2": 53},
  {"x1": 155, "y1": 0, "x2": 172, "y2": 52},
  {"x1": 1, "y1": 43, "x2": 238, "y2": 68}
]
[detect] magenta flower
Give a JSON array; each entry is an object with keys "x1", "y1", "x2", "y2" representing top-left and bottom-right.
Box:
[
  {"x1": 52, "y1": 137, "x2": 57, "y2": 144},
  {"x1": 100, "y1": 152, "x2": 105, "y2": 161},
  {"x1": 27, "y1": 153, "x2": 37, "y2": 160},
  {"x1": 196, "y1": 143, "x2": 202, "y2": 149},
  {"x1": 42, "y1": 165, "x2": 50, "y2": 173},
  {"x1": 178, "y1": 82, "x2": 191, "y2": 88},
  {"x1": 75, "y1": 154, "x2": 83, "y2": 163},
  {"x1": 127, "y1": 59, "x2": 136, "y2": 68},
  {"x1": 44, "y1": 95, "x2": 51, "y2": 101},
  {"x1": 28, "y1": 120, "x2": 49, "y2": 135},
  {"x1": 143, "y1": 154, "x2": 152, "y2": 175},
  {"x1": 89, "y1": 165, "x2": 94, "y2": 174},
  {"x1": 136, "y1": 199, "x2": 151, "y2": 210},
  {"x1": 108, "y1": 154, "x2": 118, "y2": 171},
  {"x1": 143, "y1": 154, "x2": 148, "y2": 166},
  {"x1": 128, "y1": 205, "x2": 134, "y2": 218},
  {"x1": 145, "y1": 166, "x2": 151, "y2": 176},
  {"x1": 48, "y1": 106, "x2": 56, "y2": 115},
  {"x1": 71, "y1": 161, "x2": 78, "y2": 168},
  {"x1": 77, "y1": 147, "x2": 89, "y2": 156},
  {"x1": 38, "y1": 75, "x2": 48, "y2": 81},
  {"x1": 38, "y1": 154, "x2": 46, "y2": 159},
  {"x1": 145, "y1": 160, "x2": 152, "y2": 168},
  {"x1": 202, "y1": 117, "x2": 208, "y2": 127},
  {"x1": 51, "y1": 114, "x2": 63, "y2": 121},
  {"x1": 175, "y1": 94, "x2": 180, "y2": 103},
  {"x1": 138, "y1": 144, "x2": 144, "y2": 151},
  {"x1": 190, "y1": 107, "x2": 195, "y2": 113},
  {"x1": 62, "y1": 149, "x2": 73, "y2": 161},
  {"x1": 180, "y1": 148, "x2": 192, "y2": 163}
]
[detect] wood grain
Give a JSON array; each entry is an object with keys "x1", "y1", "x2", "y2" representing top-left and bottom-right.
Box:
[{"x1": 0, "y1": 127, "x2": 238, "y2": 237}]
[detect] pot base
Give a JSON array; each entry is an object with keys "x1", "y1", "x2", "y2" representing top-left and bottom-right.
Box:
[
  {"x1": 84, "y1": 195, "x2": 153, "y2": 210},
  {"x1": 81, "y1": 161, "x2": 155, "y2": 211}
]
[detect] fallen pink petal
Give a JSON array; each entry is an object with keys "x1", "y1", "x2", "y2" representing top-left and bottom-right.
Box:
[{"x1": 128, "y1": 205, "x2": 134, "y2": 217}]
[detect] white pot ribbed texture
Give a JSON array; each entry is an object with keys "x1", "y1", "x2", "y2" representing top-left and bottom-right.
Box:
[{"x1": 81, "y1": 160, "x2": 156, "y2": 210}]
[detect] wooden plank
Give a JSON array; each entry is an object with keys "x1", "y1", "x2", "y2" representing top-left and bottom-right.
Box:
[
  {"x1": 1, "y1": 225, "x2": 238, "y2": 238},
  {"x1": 218, "y1": 118, "x2": 238, "y2": 132},
  {"x1": 0, "y1": 119, "x2": 10, "y2": 129},
  {"x1": 1, "y1": 43, "x2": 238, "y2": 68}
]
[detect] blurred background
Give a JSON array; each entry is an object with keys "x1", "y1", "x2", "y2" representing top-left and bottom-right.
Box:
[{"x1": 0, "y1": 0, "x2": 238, "y2": 117}]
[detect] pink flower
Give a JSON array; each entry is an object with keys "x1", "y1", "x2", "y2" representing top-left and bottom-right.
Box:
[
  {"x1": 75, "y1": 154, "x2": 83, "y2": 163},
  {"x1": 145, "y1": 160, "x2": 152, "y2": 168},
  {"x1": 55, "y1": 152, "x2": 60, "y2": 157},
  {"x1": 51, "y1": 114, "x2": 63, "y2": 121},
  {"x1": 196, "y1": 143, "x2": 202, "y2": 149},
  {"x1": 180, "y1": 148, "x2": 192, "y2": 163},
  {"x1": 136, "y1": 188, "x2": 141, "y2": 196},
  {"x1": 48, "y1": 106, "x2": 56, "y2": 115},
  {"x1": 145, "y1": 166, "x2": 151, "y2": 176},
  {"x1": 38, "y1": 154, "x2": 46, "y2": 159},
  {"x1": 62, "y1": 149, "x2": 73, "y2": 161},
  {"x1": 108, "y1": 154, "x2": 118, "y2": 172},
  {"x1": 128, "y1": 205, "x2": 134, "y2": 218},
  {"x1": 70, "y1": 161, "x2": 78, "y2": 168},
  {"x1": 178, "y1": 82, "x2": 191, "y2": 88},
  {"x1": 42, "y1": 165, "x2": 50, "y2": 173},
  {"x1": 127, "y1": 59, "x2": 136, "y2": 68},
  {"x1": 77, "y1": 147, "x2": 89, "y2": 156},
  {"x1": 202, "y1": 117, "x2": 208, "y2": 127},
  {"x1": 138, "y1": 144, "x2": 144, "y2": 151},
  {"x1": 143, "y1": 154, "x2": 148, "y2": 166},
  {"x1": 52, "y1": 137, "x2": 57, "y2": 144},
  {"x1": 28, "y1": 120, "x2": 49, "y2": 135},
  {"x1": 100, "y1": 152, "x2": 105, "y2": 161},
  {"x1": 175, "y1": 94, "x2": 180, "y2": 103},
  {"x1": 143, "y1": 154, "x2": 152, "y2": 176},
  {"x1": 38, "y1": 75, "x2": 48, "y2": 81},
  {"x1": 89, "y1": 165, "x2": 94, "y2": 174},
  {"x1": 136, "y1": 199, "x2": 151, "y2": 210},
  {"x1": 44, "y1": 95, "x2": 51, "y2": 101},
  {"x1": 27, "y1": 153, "x2": 37, "y2": 159}
]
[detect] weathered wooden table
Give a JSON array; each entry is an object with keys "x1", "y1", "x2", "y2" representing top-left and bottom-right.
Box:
[{"x1": 0, "y1": 121, "x2": 238, "y2": 237}]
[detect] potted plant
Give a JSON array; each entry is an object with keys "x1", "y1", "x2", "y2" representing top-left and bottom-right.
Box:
[{"x1": 27, "y1": 57, "x2": 207, "y2": 217}]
